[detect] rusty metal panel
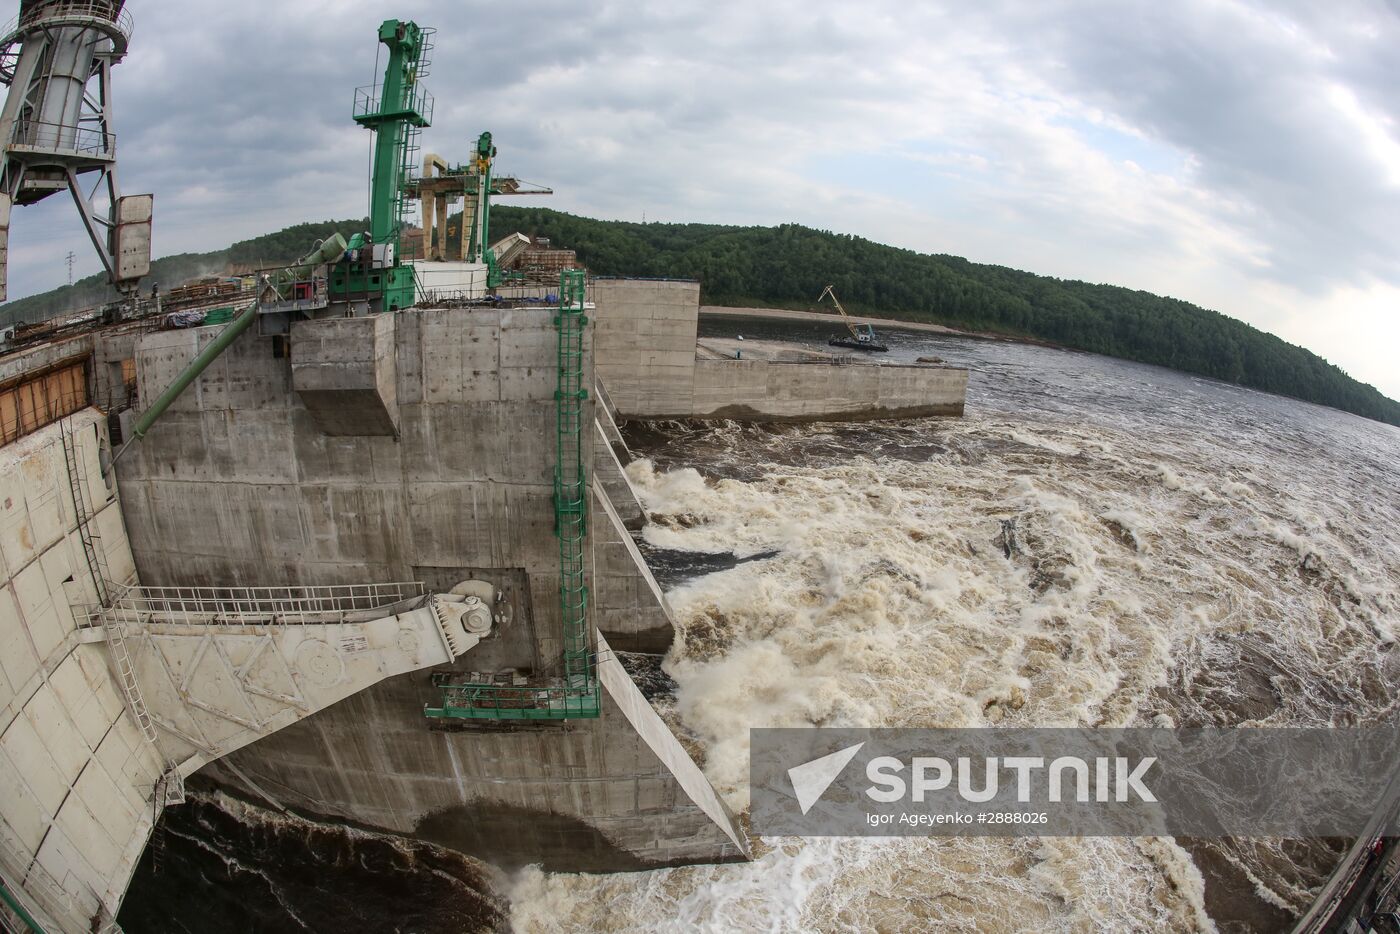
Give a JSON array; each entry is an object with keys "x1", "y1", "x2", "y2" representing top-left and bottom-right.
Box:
[
  {"x1": 113, "y1": 193, "x2": 152, "y2": 282},
  {"x1": 0, "y1": 358, "x2": 89, "y2": 446}
]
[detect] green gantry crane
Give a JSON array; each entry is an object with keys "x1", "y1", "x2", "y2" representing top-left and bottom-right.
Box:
[{"x1": 330, "y1": 18, "x2": 435, "y2": 313}]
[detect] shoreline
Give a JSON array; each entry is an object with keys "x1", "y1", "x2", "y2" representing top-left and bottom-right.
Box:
[{"x1": 697, "y1": 305, "x2": 1065, "y2": 349}]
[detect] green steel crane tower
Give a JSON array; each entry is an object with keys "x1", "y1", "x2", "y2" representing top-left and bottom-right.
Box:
[{"x1": 330, "y1": 18, "x2": 435, "y2": 313}]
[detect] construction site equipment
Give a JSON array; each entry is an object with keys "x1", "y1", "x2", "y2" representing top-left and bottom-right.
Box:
[
  {"x1": 0, "y1": 0, "x2": 152, "y2": 304},
  {"x1": 410, "y1": 133, "x2": 551, "y2": 284},
  {"x1": 425, "y1": 270, "x2": 601, "y2": 721},
  {"x1": 818, "y1": 284, "x2": 888, "y2": 352},
  {"x1": 330, "y1": 18, "x2": 434, "y2": 313},
  {"x1": 108, "y1": 301, "x2": 258, "y2": 468}
]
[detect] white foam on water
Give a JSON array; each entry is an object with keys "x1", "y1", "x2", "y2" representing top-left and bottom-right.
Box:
[{"x1": 510, "y1": 361, "x2": 1400, "y2": 931}]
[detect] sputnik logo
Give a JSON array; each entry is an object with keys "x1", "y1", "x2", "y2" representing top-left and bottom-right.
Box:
[{"x1": 788, "y1": 742, "x2": 865, "y2": 814}]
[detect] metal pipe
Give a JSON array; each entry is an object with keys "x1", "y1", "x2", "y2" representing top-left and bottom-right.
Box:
[{"x1": 109, "y1": 301, "x2": 259, "y2": 470}]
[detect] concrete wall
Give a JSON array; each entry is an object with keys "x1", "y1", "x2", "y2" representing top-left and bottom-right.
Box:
[
  {"x1": 198, "y1": 631, "x2": 743, "y2": 871},
  {"x1": 0, "y1": 412, "x2": 161, "y2": 930},
  {"x1": 692, "y1": 358, "x2": 967, "y2": 420},
  {"x1": 116, "y1": 307, "x2": 740, "y2": 871},
  {"x1": 592, "y1": 482, "x2": 676, "y2": 654},
  {"x1": 592, "y1": 280, "x2": 698, "y2": 417},
  {"x1": 120, "y1": 307, "x2": 569, "y2": 673},
  {"x1": 592, "y1": 279, "x2": 968, "y2": 421},
  {"x1": 291, "y1": 314, "x2": 399, "y2": 436}
]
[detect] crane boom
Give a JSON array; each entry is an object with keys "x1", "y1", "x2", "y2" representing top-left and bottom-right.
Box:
[{"x1": 818, "y1": 284, "x2": 861, "y2": 339}]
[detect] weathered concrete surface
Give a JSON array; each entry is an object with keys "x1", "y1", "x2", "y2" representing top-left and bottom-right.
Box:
[
  {"x1": 117, "y1": 306, "x2": 740, "y2": 870},
  {"x1": 291, "y1": 313, "x2": 399, "y2": 436},
  {"x1": 199, "y1": 632, "x2": 743, "y2": 871},
  {"x1": 0, "y1": 413, "x2": 522, "y2": 932},
  {"x1": 592, "y1": 480, "x2": 675, "y2": 654},
  {"x1": 593, "y1": 279, "x2": 968, "y2": 421},
  {"x1": 0, "y1": 412, "x2": 161, "y2": 932},
  {"x1": 699, "y1": 303, "x2": 966, "y2": 336},
  {"x1": 594, "y1": 420, "x2": 644, "y2": 531},
  {"x1": 592, "y1": 279, "x2": 699, "y2": 418},
  {"x1": 692, "y1": 358, "x2": 967, "y2": 420}
]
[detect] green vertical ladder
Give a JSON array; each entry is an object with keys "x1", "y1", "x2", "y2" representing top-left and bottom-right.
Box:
[
  {"x1": 424, "y1": 271, "x2": 600, "y2": 720},
  {"x1": 555, "y1": 269, "x2": 592, "y2": 695}
]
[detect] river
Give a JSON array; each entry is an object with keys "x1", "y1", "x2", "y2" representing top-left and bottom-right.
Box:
[{"x1": 510, "y1": 315, "x2": 1400, "y2": 933}]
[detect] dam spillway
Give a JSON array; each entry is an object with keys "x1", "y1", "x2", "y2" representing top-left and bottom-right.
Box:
[{"x1": 0, "y1": 268, "x2": 973, "y2": 929}]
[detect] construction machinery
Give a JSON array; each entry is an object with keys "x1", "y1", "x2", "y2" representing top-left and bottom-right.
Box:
[
  {"x1": 328, "y1": 18, "x2": 435, "y2": 314},
  {"x1": 409, "y1": 131, "x2": 551, "y2": 289},
  {"x1": 0, "y1": 0, "x2": 153, "y2": 306},
  {"x1": 818, "y1": 284, "x2": 888, "y2": 352}
]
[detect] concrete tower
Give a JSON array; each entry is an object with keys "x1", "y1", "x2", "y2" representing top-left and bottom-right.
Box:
[{"x1": 0, "y1": 0, "x2": 151, "y2": 303}]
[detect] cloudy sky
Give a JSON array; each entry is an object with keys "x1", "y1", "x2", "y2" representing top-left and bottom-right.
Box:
[{"x1": 8, "y1": 0, "x2": 1400, "y2": 398}]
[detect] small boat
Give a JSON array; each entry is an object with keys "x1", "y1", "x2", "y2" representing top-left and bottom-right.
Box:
[
  {"x1": 829, "y1": 331, "x2": 888, "y2": 352},
  {"x1": 817, "y1": 285, "x2": 889, "y2": 351}
]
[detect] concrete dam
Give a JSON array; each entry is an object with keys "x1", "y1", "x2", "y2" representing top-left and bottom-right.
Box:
[{"x1": 0, "y1": 11, "x2": 969, "y2": 927}]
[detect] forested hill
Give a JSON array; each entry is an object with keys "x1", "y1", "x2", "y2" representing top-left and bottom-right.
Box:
[
  {"x1": 489, "y1": 207, "x2": 1400, "y2": 427},
  {"x1": 3, "y1": 208, "x2": 1396, "y2": 427}
]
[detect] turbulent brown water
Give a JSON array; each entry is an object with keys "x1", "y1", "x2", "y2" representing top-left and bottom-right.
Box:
[
  {"x1": 120, "y1": 318, "x2": 1399, "y2": 932},
  {"x1": 510, "y1": 318, "x2": 1400, "y2": 933}
]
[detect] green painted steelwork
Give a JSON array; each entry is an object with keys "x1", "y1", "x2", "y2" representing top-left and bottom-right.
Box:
[
  {"x1": 423, "y1": 679, "x2": 601, "y2": 721},
  {"x1": 554, "y1": 269, "x2": 592, "y2": 692},
  {"x1": 332, "y1": 19, "x2": 433, "y2": 312},
  {"x1": 464, "y1": 131, "x2": 503, "y2": 287},
  {"x1": 0, "y1": 877, "x2": 45, "y2": 933},
  {"x1": 128, "y1": 301, "x2": 258, "y2": 443},
  {"x1": 425, "y1": 271, "x2": 600, "y2": 721},
  {"x1": 269, "y1": 232, "x2": 347, "y2": 300}
]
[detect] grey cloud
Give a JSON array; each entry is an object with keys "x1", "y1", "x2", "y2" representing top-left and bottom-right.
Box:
[{"x1": 961, "y1": 0, "x2": 1400, "y2": 294}]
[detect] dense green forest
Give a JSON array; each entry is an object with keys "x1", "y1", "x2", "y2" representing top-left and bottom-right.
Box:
[
  {"x1": 489, "y1": 207, "x2": 1400, "y2": 427},
  {"x1": 4, "y1": 208, "x2": 1396, "y2": 427}
]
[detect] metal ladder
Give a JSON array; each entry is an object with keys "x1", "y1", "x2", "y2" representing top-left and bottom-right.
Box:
[
  {"x1": 554, "y1": 270, "x2": 592, "y2": 691},
  {"x1": 394, "y1": 28, "x2": 433, "y2": 229},
  {"x1": 61, "y1": 420, "x2": 153, "y2": 742},
  {"x1": 59, "y1": 418, "x2": 110, "y2": 605}
]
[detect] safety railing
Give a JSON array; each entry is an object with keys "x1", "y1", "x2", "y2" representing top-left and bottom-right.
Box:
[
  {"x1": 423, "y1": 680, "x2": 601, "y2": 721},
  {"x1": 77, "y1": 581, "x2": 426, "y2": 628},
  {"x1": 2, "y1": 1, "x2": 132, "y2": 43},
  {"x1": 352, "y1": 83, "x2": 434, "y2": 125},
  {"x1": 0, "y1": 814, "x2": 82, "y2": 932},
  {"x1": 6, "y1": 119, "x2": 114, "y2": 157}
]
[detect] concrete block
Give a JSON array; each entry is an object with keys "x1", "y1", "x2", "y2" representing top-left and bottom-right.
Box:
[
  {"x1": 0, "y1": 584, "x2": 39, "y2": 692},
  {"x1": 0, "y1": 750, "x2": 48, "y2": 851},
  {"x1": 25, "y1": 680, "x2": 91, "y2": 781},
  {"x1": 0, "y1": 706, "x2": 67, "y2": 814},
  {"x1": 11, "y1": 559, "x2": 64, "y2": 663},
  {"x1": 292, "y1": 316, "x2": 400, "y2": 437}
]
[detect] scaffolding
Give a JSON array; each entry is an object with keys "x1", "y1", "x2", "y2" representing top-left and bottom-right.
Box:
[{"x1": 425, "y1": 270, "x2": 601, "y2": 721}]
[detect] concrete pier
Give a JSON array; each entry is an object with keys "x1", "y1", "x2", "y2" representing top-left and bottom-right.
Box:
[
  {"x1": 112, "y1": 301, "x2": 746, "y2": 872},
  {"x1": 592, "y1": 279, "x2": 969, "y2": 420}
]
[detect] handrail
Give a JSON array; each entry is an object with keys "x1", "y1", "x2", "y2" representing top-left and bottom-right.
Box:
[
  {"x1": 77, "y1": 581, "x2": 427, "y2": 627},
  {"x1": 0, "y1": 1, "x2": 133, "y2": 44},
  {"x1": 5, "y1": 119, "x2": 114, "y2": 157}
]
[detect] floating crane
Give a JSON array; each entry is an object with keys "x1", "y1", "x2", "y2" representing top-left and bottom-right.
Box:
[{"x1": 818, "y1": 284, "x2": 888, "y2": 352}]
